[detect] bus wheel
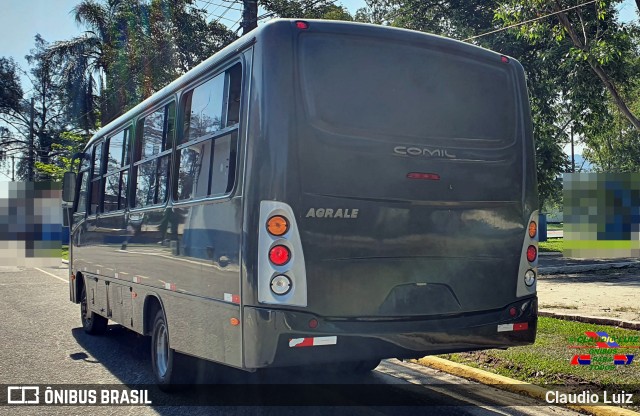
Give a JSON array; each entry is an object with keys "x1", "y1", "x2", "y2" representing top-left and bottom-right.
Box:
[
  {"x1": 80, "y1": 285, "x2": 108, "y2": 335},
  {"x1": 151, "y1": 309, "x2": 190, "y2": 390}
]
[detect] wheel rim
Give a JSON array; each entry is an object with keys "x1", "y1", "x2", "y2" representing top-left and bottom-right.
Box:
[{"x1": 155, "y1": 322, "x2": 169, "y2": 378}]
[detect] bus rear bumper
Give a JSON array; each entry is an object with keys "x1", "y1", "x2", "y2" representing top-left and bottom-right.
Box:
[{"x1": 243, "y1": 296, "x2": 537, "y2": 369}]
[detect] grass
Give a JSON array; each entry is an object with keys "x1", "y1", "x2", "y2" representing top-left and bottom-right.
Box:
[
  {"x1": 539, "y1": 238, "x2": 563, "y2": 252},
  {"x1": 539, "y1": 303, "x2": 579, "y2": 310},
  {"x1": 547, "y1": 223, "x2": 563, "y2": 231},
  {"x1": 61, "y1": 245, "x2": 68, "y2": 261},
  {"x1": 431, "y1": 317, "x2": 640, "y2": 397}
]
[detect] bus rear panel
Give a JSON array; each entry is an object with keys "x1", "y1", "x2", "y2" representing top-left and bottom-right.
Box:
[{"x1": 242, "y1": 20, "x2": 537, "y2": 368}]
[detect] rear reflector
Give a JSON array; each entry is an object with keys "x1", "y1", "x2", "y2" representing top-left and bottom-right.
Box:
[
  {"x1": 497, "y1": 322, "x2": 529, "y2": 332},
  {"x1": 289, "y1": 336, "x2": 337, "y2": 348},
  {"x1": 514, "y1": 322, "x2": 529, "y2": 331},
  {"x1": 407, "y1": 172, "x2": 440, "y2": 180}
]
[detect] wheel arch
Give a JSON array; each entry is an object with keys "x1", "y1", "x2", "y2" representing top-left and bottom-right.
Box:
[{"x1": 143, "y1": 294, "x2": 165, "y2": 336}]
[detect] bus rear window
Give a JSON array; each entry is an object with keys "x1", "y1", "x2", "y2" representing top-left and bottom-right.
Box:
[{"x1": 299, "y1": 34, "x2": 517, "y2": 146}]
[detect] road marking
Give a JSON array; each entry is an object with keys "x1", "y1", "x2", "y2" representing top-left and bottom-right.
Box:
[{"x1": 35, "y1": 267, "x2": 67, "y2": 283}]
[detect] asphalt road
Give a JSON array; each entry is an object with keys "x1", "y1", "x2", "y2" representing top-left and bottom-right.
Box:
[{"x1": 0, "y1": 264, "x2": 581, "y2": 416}]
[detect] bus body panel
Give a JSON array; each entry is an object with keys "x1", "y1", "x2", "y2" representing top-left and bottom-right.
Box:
[
  {"x1": 70, "y1": 46, "x2": 254, "y2": 366},
  {"x1": 68, "y1": 19, "x2": 537, "y2": 372}
]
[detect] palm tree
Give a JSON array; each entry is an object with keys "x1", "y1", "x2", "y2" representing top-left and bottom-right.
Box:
[
  {"x1": 46, "y1": 0, "x2": 141, "y2": 127},
  {"x1": 49, "y1": 0, "x2": 239, "y2": 130}
]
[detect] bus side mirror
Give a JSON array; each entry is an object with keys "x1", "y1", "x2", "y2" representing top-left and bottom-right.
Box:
[{"x1": 62, "y1": 171, "x2": 77, "y2": 203}]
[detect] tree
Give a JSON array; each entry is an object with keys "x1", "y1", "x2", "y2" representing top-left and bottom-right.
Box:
[
  {"x1": 48, "y1": 0, "x2": 238, "y2": 126},
  {"x1": 496, "y1": 0, "x2": 640, "y2": 131},
  {"x1": 0, "y1": 58, "x2": 23, "y2": 115},
  {"x1": 261, "y1": 0, "x2": 353, "y2": 20},
  {"x1": 0, "y1": 36, "x2": 76, "y2": 181}
]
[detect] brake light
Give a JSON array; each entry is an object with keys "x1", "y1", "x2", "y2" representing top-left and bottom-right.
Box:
[
  {"x1": 269, "y1": 245, "x2": 291, "y2": 266},
  {"x1": 528, "y1": 221, "x2": 537, "y2": 238},
  {"x1": 526, "y1": 245, "x2": 537, "y2": 263},
  {"x1": 407, "y1": 172, "x2": 440, "y2": 180},
  {"x1": 267, "y1": 215, "x2": 289, "y2": 236},
  {"x1": 295, "y1": 21, "x2": 309, "y2": 30}
]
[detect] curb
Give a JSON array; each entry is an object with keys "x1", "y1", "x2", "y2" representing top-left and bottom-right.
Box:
[
  {"x1": 540, "y1": 310, "x2": 640, "y2": 330},
  {"x1": 539, "y1": 261, "x2": 640, "y2": 275},
  {"x1": 417, "y1": 356, "x2": 640, "y2": 416}
]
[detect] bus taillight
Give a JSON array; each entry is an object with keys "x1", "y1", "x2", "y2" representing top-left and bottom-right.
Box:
[
  {"x1": 528, "y1": 221, "x2": 537, "y2": 238},
  {"x1": 524, "y1": 269, "x2": 536, "y2": 286},
  {"x1": 526, "y1": 245, "x2": 537, "y2": 263},
  {"x1": 269, "y1": 245, "x2": 291, "y2": 266},
  {"x1": 271, "y1": 275, "x2": 292, "y2": 295},
  {"x1": 267, "y1": 215, "x2": 289, "y2": 236}
]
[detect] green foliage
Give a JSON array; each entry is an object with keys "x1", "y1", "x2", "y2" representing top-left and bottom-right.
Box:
[
  {"x1": 0, "y1": 58, "x2": 23, "y2": 114},
  {"x1": 47, "y1": 0, "x2": 238, "y2": 125},
  {"x1": 261, "y1": 0, "x2": 353, "y2": 20},
  {"x1": 539, "y1": 238, "x2": 563, "y2": 252},
  {"x1": 34, "y1": 131, "x2": 88, "y2": 181}
]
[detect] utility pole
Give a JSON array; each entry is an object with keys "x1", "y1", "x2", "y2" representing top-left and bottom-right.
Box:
[
  {"x1": 28, "y1": 97, "x2": 35, "y2": 182},
  {"x1": 570, "y1": 124, "x2": 575, "y2": 173},
  {"x1": 11, "y1": 155, "x2": 15, "y2": 181},
  {"x1": 242, "y1": 0, "x2": 258, "y2": 35}
]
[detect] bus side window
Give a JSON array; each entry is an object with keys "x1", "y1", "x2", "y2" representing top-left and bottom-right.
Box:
[
  {"x1": 135, "y1": 102, "x2": 174, "y2": 207},
  {"x1": 176, "y1": 63, "x2": 241, "y2": 201},
  {"x1": 89, "y1": 142, "x2": 103, "y2": 215},
  {"x1": 76, "y1": 158, "x2": 91, "y2": 214},
  {"x1": 103, "y1": 126, "x2": 131, "y2": 212},
  {"x1": 225, "y1": 63, "x2": 242, "y2": 127}
]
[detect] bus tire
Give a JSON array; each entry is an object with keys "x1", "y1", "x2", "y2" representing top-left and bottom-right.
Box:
[
  {"x1": 80, "y1": 285, "x2": 108, "y2": 335},
  {"x1": 151, "y1": 309, "x2": 190, "y2": 390}
]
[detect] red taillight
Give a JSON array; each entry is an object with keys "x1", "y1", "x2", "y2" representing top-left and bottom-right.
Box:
[
  {"x1": 407, "y1": 172, "x2": 441, "y2": 180},
  {"x1": 295, "y1": 21, "x2": 309, "y2": 30},
  {"x1": 501, "y1": 56, "x2": 509, "y2": 63},
  {"x1": 526, "y1": 245, "x2": 537, "y2": 262},
  {"x1": 269, "y1": 245, "x2": 291, "y2": 266}
]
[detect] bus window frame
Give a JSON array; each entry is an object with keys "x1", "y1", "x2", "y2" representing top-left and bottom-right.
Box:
[
  {"x1": 101, "y1": 124, "x2": 133, "y2": 214},
  {"x1": 172, "y1": 59, "x2": 243, "y2": 207},
  {"x1": 131, "y1": 98, "x2": 177, "y2": 211}
]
